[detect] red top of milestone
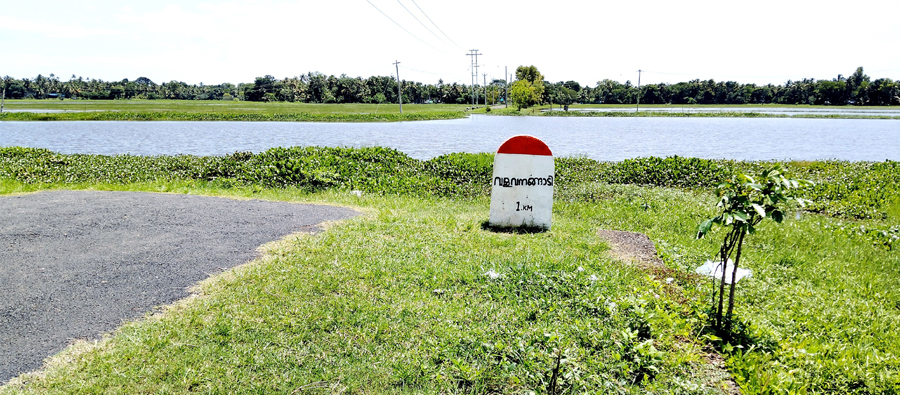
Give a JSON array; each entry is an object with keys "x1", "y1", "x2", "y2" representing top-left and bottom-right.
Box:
[{"x1": 496, "y1": 135, "x2": 553, "y2": 156}]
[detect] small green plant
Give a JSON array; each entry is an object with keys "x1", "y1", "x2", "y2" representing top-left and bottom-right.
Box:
[{"x1": 697, "y1": 166, "x2": 812, "y2": 334}]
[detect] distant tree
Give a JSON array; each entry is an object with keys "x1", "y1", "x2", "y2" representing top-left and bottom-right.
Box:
[
  {"x1": 816, "y1": 80, "x2": 848, "y2": 105},
  {"x1": 134, "y1": 76, "x2": 156, "y2": 86},
  {"x1": 510, "y1": 80, "x2": 540, "y2": 110},
  {"x1": 246, "y1": 75, "x2": 277, "y2": 101},
  {"x1": 516, "y1": 65, "x2": 542, "y2": 83},
  {"x1": 515, "y1": 65, "x2": 545, "y2": 104},
  {"x1": 869, "y1": 78, "x2": 899, "y2": 105},
  {"x1": 563, "y1": 80, "x2": 581, "y2": 92},
  {"x1": 110, "y1": 85, "x2": 125, "y2": 99},
  {"x1": 2, "y1": 77, "x2": 26, "y2": 99},
  {"x1": 847, "y1": 67, "x2": 870, "y2": 104},
  {"x1": 554, "y1": 86, "x2": 577, "y2": 110}
]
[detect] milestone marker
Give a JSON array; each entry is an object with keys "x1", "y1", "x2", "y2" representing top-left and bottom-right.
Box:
[{"x1": 489, "y1": 135, "x2": 554, "y2": 230}]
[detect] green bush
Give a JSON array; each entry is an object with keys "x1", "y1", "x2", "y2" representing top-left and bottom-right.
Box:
[
  {"x1": 603, "y1": 156, "x2": 730, "y2": 189},
  {"x1": 242, "y1": 146, "x2": 426, "y2": 194},
  {"x1": 3, "y1": 147, "x2": 898, "y2": 221},
  {"x1": 422, "y1": 152, "x2": 494, "y2": 197},
  {"x1": 791, "y1": 161, "x2": 900, "y2": 219}
]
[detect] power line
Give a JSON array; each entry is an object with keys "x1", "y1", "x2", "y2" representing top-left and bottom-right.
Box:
[
  {"x1": 411, "y1": 0, "x2": 462, "y2": 50},
  {"x1": 365, "y1": 0, "x2": 444, "y2": 53},
  {"x1": 396, "y1": 0, "x2": 445, "y2": 45}
]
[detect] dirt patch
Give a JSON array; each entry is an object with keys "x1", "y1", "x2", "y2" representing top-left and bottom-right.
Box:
[
  {"x1": 598, "y1": 229, "x2": 665, "y2": 268},
  {"x1": 598, "y1": 229, "x2": 741, "y2": 394}
]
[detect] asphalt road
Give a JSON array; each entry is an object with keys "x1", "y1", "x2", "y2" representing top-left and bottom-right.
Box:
[{"x1": 0, "y1": 190, "x2": 358, "y2": 383}]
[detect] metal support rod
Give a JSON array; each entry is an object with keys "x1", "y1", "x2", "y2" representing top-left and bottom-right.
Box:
[
  {"x1": 394, "y1": 60, "x2": 402, "y2": 114},
  {"x1": 505, "y1": 66, "x2": 508, "y2": 108},
  {"x1": 483, "y1": 73, "x2": 487, "y2": 107},
  {"x1": 636, "y1": 69, "x2": 641, "y2": 112}
]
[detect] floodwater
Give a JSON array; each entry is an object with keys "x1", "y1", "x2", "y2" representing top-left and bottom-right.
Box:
[{"x1": 1, "y1": 115, "x2": 898, "y2": 161}]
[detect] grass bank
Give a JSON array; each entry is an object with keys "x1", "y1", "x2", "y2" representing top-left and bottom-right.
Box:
[
  {"x1": 0, "y1": 100, "x2": 469, "y2": 122},
  {"x1": 1, "y1": 148, "x2": 898, "y2": 393},
  {"x1": 480, "y1": 104, "x2": 900, "y2": 120}
]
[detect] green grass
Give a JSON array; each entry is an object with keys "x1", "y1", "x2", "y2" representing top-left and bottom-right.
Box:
[
  {"x1": 1, "y1": 149, "x2": 899, "y2": 393},
  {"x1": 0, "y1": 100, "x2": 470, "y2": 122},
  {"x1": 565, "y1": 104, "x2": 898, "y2": 110},
  {"x1": 478, "y1": 104, "x2": 900, "y2": 119}
]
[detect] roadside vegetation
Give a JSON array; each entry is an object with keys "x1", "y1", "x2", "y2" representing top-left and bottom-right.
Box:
[{"x1": 1, "y1": 147, "x2": 898, "y2": 393}]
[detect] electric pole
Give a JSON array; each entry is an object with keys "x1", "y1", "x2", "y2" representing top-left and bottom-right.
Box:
[
  {"x1": 394, "y1": 60, "x2": 402, "y2": 114},
  {"x1": 504, "y1": 66, "x2": 508, "y2": 108},
  {"x1": 636, "y1": 69, "x2": 641, "y2": 112},
  {"x1": 0, "y1": 77, "x2": 6, "y2": 113},
  {"x1": 466, "y1": 49, "x2": 481, "y2": 107},
  {"x1": 483, "y1": 73, "x2": 488, "y2": 107}
]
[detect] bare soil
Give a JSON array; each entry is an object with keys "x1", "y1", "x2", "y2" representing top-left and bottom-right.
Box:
[{"x1": 598, "y1": 229, "x2": 741, "y2": 394}]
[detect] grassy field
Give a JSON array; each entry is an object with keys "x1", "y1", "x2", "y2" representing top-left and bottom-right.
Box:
[
  {"x1": 0, "y1": 100, "x2": 470, "y2": 122},
  {"x1": 1, "y1": 148, "x2": 898, "y2": 394},
  {"x1": 556, "y1": 103, "x2": 899, "y2": 110},
  {"x1": 4, "y1": 100, "x2": 898, "y2": 121},
  {"x1": 480, "y1": 104, "x2": 900, "y2": 119}
]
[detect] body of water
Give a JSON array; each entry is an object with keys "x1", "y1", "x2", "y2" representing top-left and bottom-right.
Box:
[{"x1": 1, "y1": 115, "x2": 898, "y2": 161}]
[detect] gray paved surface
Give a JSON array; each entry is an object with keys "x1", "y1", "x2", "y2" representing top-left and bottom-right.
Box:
[{"x1": 0, "y1": 190, "x2": 358, "y2": 383}]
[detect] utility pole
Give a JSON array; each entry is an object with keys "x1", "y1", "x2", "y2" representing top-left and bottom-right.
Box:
[
  {"x1": 466, "y1": 49, "x2": 481, "y2": 107},
  {"x1": 483, "y1": 73, "x2": 488, "y2": 107},
  {"x1": 504, "y1": 66, "x2": 508, "y2": 108},
  {"x1": 0, "y1": 77, "x2": 6, "y2": 113},
  {"x1": 394, "y1": 60, "x2": 402, "y2": 114},
  {"x1": 636, "y1": 69, "x2": 641, "y2": 112}
]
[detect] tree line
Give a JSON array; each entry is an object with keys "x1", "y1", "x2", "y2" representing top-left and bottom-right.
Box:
[{"x1": 2, "y1": 67, "x2": 897, "y2": 106}]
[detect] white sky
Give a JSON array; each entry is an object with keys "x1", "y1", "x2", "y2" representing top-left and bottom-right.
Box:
[{"x1": 2, "y1": 0, "x2": 899, "y2": 88}]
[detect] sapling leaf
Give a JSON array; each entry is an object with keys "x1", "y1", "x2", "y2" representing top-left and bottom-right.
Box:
[
  {"x1": 697, "y1": 218, "x2": 714, "y2": 238},
  {"x1": 772, "y1": 210, "x2": 784, "y2": 223}
]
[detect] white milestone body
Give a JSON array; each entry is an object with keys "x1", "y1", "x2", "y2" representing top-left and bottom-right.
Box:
[{"x1": 488, "y1": 135, "x2": 554, "y2": 230}]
